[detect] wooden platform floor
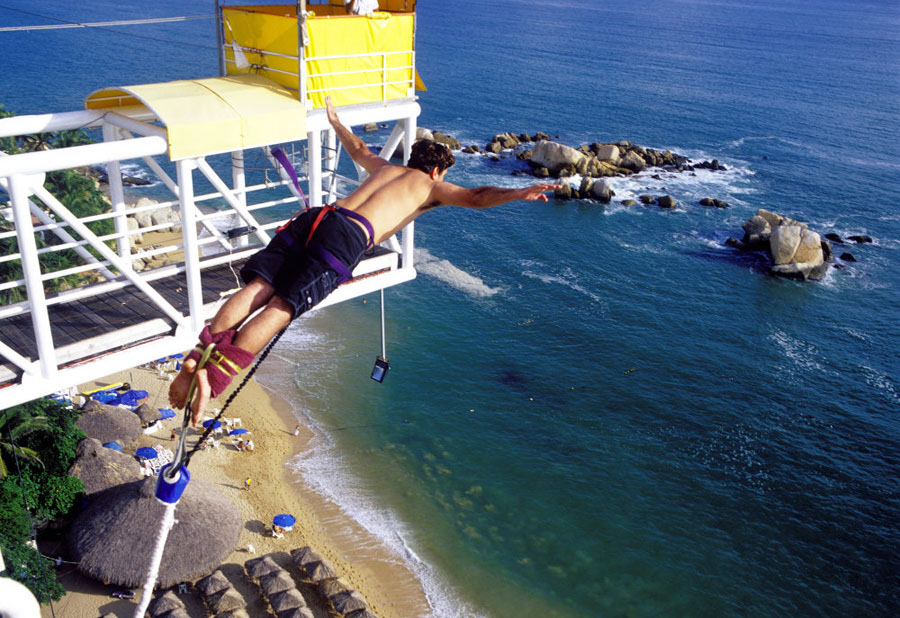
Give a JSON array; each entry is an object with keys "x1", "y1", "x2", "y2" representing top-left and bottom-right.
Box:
[{"x1": 0, "y1": 260, "x2": 246, "y2": 385}]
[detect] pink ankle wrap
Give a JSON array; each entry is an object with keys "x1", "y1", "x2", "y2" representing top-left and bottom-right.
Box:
[{"x1": 186, "y1": 326, "x2": 256, "y2": 398}]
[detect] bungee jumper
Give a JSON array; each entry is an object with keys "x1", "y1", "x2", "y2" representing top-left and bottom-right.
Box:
[{"x1": 168, "y1": 96, "x2": 560, "y2": 423}]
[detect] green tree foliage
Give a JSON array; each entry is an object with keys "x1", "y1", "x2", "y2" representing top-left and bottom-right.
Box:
[
  {"x1": 0, "y1": 398, "x2": 85, "y2": 604},
  {"x1": 0, "y1": 105, "x2": 114, "y2": 305},
  {"x1": 0, "y1": 407, "x2": 50, "y2": 478}
]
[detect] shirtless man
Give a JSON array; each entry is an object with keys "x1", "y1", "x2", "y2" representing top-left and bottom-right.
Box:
[{"x1": 169, "y1": 96, "x2": 559, "y2": 421}]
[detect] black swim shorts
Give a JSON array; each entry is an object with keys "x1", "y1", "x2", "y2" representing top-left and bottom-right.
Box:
[{"x1": 240, "y1": 207, "x2": 368, "y2": 318}]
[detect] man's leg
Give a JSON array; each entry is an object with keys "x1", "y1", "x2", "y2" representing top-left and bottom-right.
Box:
[
  {"x1": 169, "y1": 293, "x2": 294, "y2": 423},
  {"x1": 168, "y1": 277, "x2": 281, "y2": 417}
]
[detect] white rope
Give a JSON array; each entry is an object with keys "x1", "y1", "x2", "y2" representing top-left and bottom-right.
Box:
[{"x1": 132, "y1": 502, "x2": 177, "y2": 618}]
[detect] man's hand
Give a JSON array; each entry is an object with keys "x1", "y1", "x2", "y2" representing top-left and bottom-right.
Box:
[
  {"x1": 518, "y1": 184, "x2": 562, "y2": 202},
  {"x1": 325, "y1": 96, "x2": 341, "y2": 128}
]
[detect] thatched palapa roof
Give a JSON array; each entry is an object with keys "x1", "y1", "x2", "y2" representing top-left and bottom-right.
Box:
[
  {"x1": 68, "y1": 477, "x2": 241, "y2": 588},
  {"x1": 346, "y1": 610, "x2": 378, "y2": 618},
  {"x1": 277, "y1": 608, "x2": 315, "y2": 618},
  {"x1": 260, "y1": 570, "x2": 295, "y2": 596},
  {"x1": 197, "y1": 569, "x2": 231, "y2": 597},
  {"x1": 135, "y1": 403, "x2": 162, "y2": 426},
  {"x1": 245, "y1": 555, "x2": 281, "y2": 579},
  {"x1": 318, "y1": 576, "x2": 351, "y2": 599},
  {"x1": 147, "y1": 590, "x2": 184, "y2": 617},
  {"x1": 207, "y1": 586, "x2": 245, "y2": 614},
  {"x1": 268, "y1": 588, "x2": 305, "y2": 612},
  {"x1": 67, "y1": 438, "x2": 141, "y2": 495},
  {"x1": 77, "y1": 400, "x2": 142, "y2": 445},
  {"x1": 331, "y1": 590, "x2": 367, "y2": 614},
  {"x1": 290, "y1": 546, "x2": 321, "y2": 567},
  {"x1": 217, "y1": 609, "x2": 251, "y2": 618},
  {"x1": 159, "y1": 609, "x2": 190, "y2": 618},
  {"x1": 303, "y1": 559, "x2": 337, "y2": 582}
]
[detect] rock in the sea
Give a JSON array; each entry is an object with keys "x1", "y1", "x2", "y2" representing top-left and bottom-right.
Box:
[
  {"x1": 699, "y1": 197, "x2": 730, "y2": 208},
  {"x1": 589, "y1": 179, "x2": 612, "y2": 203},
  {"x1": 416, "y1": 127, "x2": 434, "y2": 141},
  {"x1": 847, "y1": 234, "x2": 872, "y2": 244},
  {"x1": 824, "y1": 232, "x2": 843, "y2": 243},
  {"x1": 638, "y1": 194, "x2": 655, "y2": 205},
  {"x1": 656, "y1": 195, "x2": 677, "y2": 209},
  {"x1": 531, "y1": 141, "x2": 587, "y2": 176},
  {"x1": 432, "y1": 131, "x2": 461, "y2": 150},
  {"x1": 620, "y1": 199, "x2": 637, "y2": 206},
  {"x1": 732, "y1": 209, "x2": 826, "y2": 281},
  {"x1": 593, "y1": 144, "x2": 620, "y2": 163},
  {"x1": 840, "y1": 252, "x2": 857, "y2": 262}
]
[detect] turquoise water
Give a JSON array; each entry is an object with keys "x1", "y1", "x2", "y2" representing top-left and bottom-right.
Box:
[{"x1": 2, "y1": 0, "x2": 899, "y2": 615}]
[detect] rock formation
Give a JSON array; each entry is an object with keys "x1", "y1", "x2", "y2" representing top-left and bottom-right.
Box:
[{"x1": 726, "y1": 209, "x2": 832, "y2": 281}]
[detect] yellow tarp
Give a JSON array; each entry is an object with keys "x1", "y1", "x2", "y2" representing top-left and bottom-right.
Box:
[
  {"x1": 85, "y1": 74, "x2": 307, "y2": 160},
  {"x1": 223, "y1": 7, "x2": 419, "y2": 108}
]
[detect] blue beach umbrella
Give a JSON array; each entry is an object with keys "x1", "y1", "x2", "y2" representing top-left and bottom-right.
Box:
[
  {"x1": 103, "y1": 441, "x2": 123, "y2": 452},
  {"x1": 273, "y1": 514, "x2": 295, "y2": 528},
  {"x1": 229, "y1": 428, "x2": 249, "y2": 436},
  {"x1": 159, "y1": 408, "x2": 176, "y2": 420},
  {"x1": 202, "y1": 420, "x2": 222, "y2": 429},
  {"x1": 135, "y1": 447, "x2": 158, "y2": 459},
  {"x1": 168, "y1": 353, "x2": 184, "y2": 359}
]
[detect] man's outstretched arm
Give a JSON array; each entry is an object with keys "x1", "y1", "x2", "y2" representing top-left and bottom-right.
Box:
[
  {"x1": 431, "y1": 181, "x2": 561, "y2": 210},
  {"x1": 325, "y1": 96, "x2": 389, "y2": 174}
]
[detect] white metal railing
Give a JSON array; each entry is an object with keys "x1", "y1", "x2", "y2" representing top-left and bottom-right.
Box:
[
  {"x1": 223, "y1": 46, "x2": 415, "y2": 105},
  {"x1": 0, "y1": 99, "x2": 420, "y2": 409}
]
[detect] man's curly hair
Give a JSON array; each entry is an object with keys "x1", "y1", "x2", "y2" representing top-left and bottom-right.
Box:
[{"x1": 407, "y1": 139, "x2": 455, "y2": 175}]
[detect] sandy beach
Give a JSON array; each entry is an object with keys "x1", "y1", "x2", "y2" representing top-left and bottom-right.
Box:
[{"x1": 42, "y1": 361, "x2": 432, "y2": 618}]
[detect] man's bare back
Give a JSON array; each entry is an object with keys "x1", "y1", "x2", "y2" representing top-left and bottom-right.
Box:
[{"x1": 334, "y1": 165, "x2": 436, "y2": 245}]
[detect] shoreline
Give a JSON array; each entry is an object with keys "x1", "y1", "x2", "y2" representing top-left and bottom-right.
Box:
[{"x1": 43, "y1": 363, "x2": 432, "y2": 618}]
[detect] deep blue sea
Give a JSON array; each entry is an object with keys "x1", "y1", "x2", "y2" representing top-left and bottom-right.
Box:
[{"x1": 3, "y1": 0, "x2": 899, "y2": 616}]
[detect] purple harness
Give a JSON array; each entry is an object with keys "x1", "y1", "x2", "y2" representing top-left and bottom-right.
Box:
[{"x1": 281, "y1": 205, "x2": 374, "y2": 284}]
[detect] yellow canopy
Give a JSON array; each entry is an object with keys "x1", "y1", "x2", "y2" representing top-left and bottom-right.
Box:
[
  {"x1": 222, "y1": 6, "x2": 420, "y2": 108},
  {"x1": 85, "y1": 74, "x2": 307, "y2": 160}
]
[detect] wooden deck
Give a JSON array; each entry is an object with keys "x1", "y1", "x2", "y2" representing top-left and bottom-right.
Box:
[{"x1": 0, "y1": 259, "x2": 246, "y2": 386}]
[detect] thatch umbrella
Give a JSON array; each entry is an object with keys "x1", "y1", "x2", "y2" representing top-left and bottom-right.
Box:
[
  {"x1": 268, "y1": 588, "x2": 305, "y2": 613},
  {"x1": 331, "y1": 590, "x2": 367, "y2": 615},
  {"x1": 197, "y1": 569, "x2": 231, "y2": 598},
  {"x1": 290, "y1": 546, "x2": 321, "y2": 567},
  {"x1": 160, "y1": 610, "x2": 190, "y2": 618},
  {"x1": 77, "y1": 401, "x2": 142, "y2": 445},
  {"x1": 68, "y1": 438, "x2": 141, "y2": 495},
  {"x1": 147, "y1": 590, "x2": 184, "y2": 617},
  {"x1": 135, "y1": 403, "x2": 162, "y2": 426},
  {"x1": 216, "y1": 609, "x2": 250, "y2": 618},
  {"x1": 207, "y1": 586, "x2": 245, "y2": 614},
  {"x1": 346, "y1": 610, "x2": 378, "y2": 618},
  {"x1": 245, "y1": 555, "x2": 281, "y2": 579},
  {"x1": 68, "y1": 477, "x2": 241, "y2": 588},
  {"x1": 260, "y1": 570, "x2": 295, "y2": 596},
  {"x1": 318, "y1": 577, "x2": 351, "y2": 599},
  {"x1": 304, "y1": 559, "x2": 337, "y2": 582},
  {"x1": 276, "y1": 608, "x2": 315, "y2": 618}
]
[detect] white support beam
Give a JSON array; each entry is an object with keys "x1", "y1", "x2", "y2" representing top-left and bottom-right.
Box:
[
  {"x1": 176, "y1": 159, "x2": 205, "y2": 333},
  {"x1": 0, "y1": 135, "x2": 168, "y2": 176},
  {"x1": 8, "y1": 174, "x2": 58, "y2": 379},
  {"x1": 308, "y1": 129, "x2": 323, "y2": 207},
  {"x1": 102, "y1": 124, "x2": 130, "y2": 260},
  {"x1": 31, "y1": 182, "x2": 187, "y2": 327},
  {"x1": 0, "y1": 110, "x2": 106, "y2": 138},
  {"x1": 195, "y1": 157, "x2": 271, "y2": 246}
]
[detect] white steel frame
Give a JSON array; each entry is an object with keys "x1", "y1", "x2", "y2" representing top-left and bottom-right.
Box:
[{"x1": 0, "y1": 99, "x2": 419, "y2": 410}]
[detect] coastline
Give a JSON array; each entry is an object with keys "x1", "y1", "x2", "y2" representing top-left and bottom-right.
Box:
[{"x1": 43, "y1": 363, "x2": 432, "y2": 618}]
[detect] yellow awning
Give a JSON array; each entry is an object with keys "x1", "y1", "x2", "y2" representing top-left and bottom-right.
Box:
[{"x1": 85, "y1": 74, "x2": 307, "y2": 160}]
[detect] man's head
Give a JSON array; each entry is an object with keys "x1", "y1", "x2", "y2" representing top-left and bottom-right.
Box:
[{"x1": 407, "y1": 139, "x2": 455, "y2": 178}]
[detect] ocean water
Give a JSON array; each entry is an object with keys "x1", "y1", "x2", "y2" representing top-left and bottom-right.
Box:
[{"x1": 2, "y1": 0, "x2": 899, "y2": 616}]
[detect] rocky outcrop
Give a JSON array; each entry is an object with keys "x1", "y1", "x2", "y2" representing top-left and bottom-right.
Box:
[{"x1": 727, "y1": 209, "x2": 832, "y2": 281}]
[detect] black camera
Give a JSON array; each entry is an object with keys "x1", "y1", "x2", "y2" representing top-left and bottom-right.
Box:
[{"x1": 370, "y1": 356, "x2": 389, "y2": 382}]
